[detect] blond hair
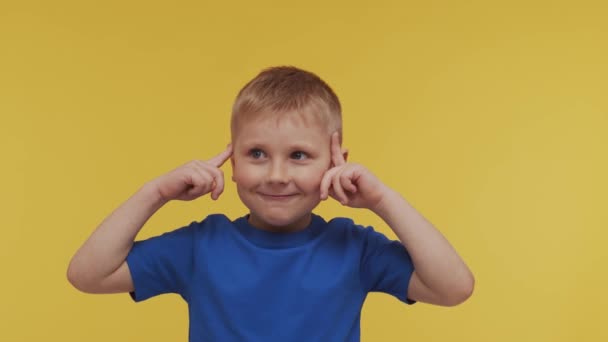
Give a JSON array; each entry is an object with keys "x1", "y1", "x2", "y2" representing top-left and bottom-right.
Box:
[{"x1": 231, "y1": 66, "x2": 342, "y2": 141}]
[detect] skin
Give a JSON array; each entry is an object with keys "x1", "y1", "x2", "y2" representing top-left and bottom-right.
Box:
[
  {"x1": 68, "y1": 113, "x2": 474, "y2": 307},
  {"x1": 320, "y1": 131, "x2": 475, "y2": 306},
  {"x1": 232, "y1": 114, "x2": 474, "y2": 306},
  {"x1": 230, "y1": 114, "x2": 345, "y2": 233}
]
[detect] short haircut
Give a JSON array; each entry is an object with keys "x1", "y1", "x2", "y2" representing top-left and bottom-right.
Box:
[{"x1": 231, "y1": 66, "x2": 342, "y2": 142}]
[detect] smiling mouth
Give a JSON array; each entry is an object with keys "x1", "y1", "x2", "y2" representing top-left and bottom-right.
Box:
[{"x1": 259, "y1": 193, "x2": 297, "y2": 200}]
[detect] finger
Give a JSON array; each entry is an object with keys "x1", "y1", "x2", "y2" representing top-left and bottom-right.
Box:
[
  {"x1": 328, "y1": 188, "x2": 339, "y2": 203},
  {"x1": 193, "y1": 161, "x2": 220, "y2": 187},
  {"x1": 207, "y1": 144, "x2": 233, "y2": 168},
  {"x1": 331, "y1": 132, "x2": 346, "y2": 167},
  {"x1": 190, "y1": 162, "x2": 220, "y2": 197},
  {"x1": 209, "y1": 167, "x2": 225, "y2": 200},
  {"x1": 199, "y1": 163, "x2": 224, "y2": 200},
  {"x1": 319, "y1": 167, "x2": 339, "y2": 200},
  {"x1": 185, "y1": 170, "x2": 213, "y2": 199},
  {"x1": 340, "y1": 168, "x2": 358, "y2": 193},
  {"x1": 332, "y1": 170, "x2": 348, "y2": 204}
]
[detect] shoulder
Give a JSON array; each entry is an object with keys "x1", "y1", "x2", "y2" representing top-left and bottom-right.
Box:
[
  {"x1": 147, "y1": 213, "x2": 234, "y2": 240},
  {"x1": 324, "y1": 216, "x2": 389, "y2": 243},
  {"x1": 184, "y1": 213, "x2": 234, "y2": 229},
  {"x1": 184, "y1": 213, "x2": 236, "y2": 237},
  {"x1": 200, "y1": 213, "x2": 233, "y2": 227}
]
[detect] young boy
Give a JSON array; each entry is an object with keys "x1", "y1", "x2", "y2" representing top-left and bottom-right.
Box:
[{"x1": 67, "y1": 66, "x2": 474, "y2": 341}]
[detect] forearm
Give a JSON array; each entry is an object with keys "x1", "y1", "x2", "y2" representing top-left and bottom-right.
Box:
[
  {"x1": 68, "y1": 182, "x2": 167, "y2": 286},
  {"x1": 373, "y1": 188, "x2": 474, "y2": 302}
]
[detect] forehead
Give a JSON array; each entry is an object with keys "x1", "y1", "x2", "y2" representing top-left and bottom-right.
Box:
[{"x1": 234, "y1": 114, "x2": 329, "y2": 149}]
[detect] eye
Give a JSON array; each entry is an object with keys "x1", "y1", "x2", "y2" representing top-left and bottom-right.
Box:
[
  {"x1": 291, "y1": 151, "x2": 308, "y2": 160},
  {"x1": 249, "y1": 148, "x2": 265, "y2": 159}
]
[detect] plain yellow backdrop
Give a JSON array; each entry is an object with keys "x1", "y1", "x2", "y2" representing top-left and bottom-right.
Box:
[{"x1": 1, "y1": 0, "x2": 606, "y2": 341}]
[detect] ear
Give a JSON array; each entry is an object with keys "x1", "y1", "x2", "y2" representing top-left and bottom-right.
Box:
[{"x1": 342, "y1": 148, "x2": 349, "y2": 162}]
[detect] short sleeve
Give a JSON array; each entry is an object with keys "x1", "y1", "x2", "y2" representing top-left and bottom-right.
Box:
[
  {"x1": 360, "y1": 227, "x2": 416, "y2": 304},
  {"x1": 126, "y1": 222, "x2": 197, "y2": 302}
]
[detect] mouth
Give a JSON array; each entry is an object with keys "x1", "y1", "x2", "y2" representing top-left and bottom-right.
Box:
[{"x1": 258, "y1": 193, "x2": 298, "y2": 201}]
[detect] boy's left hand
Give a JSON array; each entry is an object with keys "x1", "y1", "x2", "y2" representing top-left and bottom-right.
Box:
[{"x1": 320, "y1": 132, "x2": 391, "y2": 212}]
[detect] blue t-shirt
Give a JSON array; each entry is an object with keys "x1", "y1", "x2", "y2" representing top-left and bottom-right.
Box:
[{"x1": 126, "y1": 213, "x2": 415, "y2": 341}]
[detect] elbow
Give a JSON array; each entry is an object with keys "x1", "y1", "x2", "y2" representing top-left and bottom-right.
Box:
[
  {"x1": 443, "y1": 273, "x2": 475, "y2": 307},
  {"x1": 66, "y1": 261, "x2": 84, "y2": 292},
  {"x1": 66, "y1": 260, "x2": 94, "y2": 293}
]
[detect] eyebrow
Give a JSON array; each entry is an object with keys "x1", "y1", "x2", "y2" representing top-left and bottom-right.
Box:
[{"x1": 241, "y1": 141, "x2": 317, "y2": 151}]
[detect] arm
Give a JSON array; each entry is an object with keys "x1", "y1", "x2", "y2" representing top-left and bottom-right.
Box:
[
  {"x1": 320, "y1": 132, "x2": 474, "y2": 306},
  {"x1": 372, "y1": 190, "x2": 475, "y2": 306},
  {"x1": 67, "y1": 145, "x2": 232, "y2": 294},
  {"x1": 66, "y1": 183, "x2": 167, "y2": 294}
]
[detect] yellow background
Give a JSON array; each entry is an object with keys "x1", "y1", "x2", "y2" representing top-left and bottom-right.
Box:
[{"x1": 1, "y1": 0, "x2": 606, "y2": 341}]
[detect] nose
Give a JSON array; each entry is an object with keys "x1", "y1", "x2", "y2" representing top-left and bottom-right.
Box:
[{"x1": 267, "y1": 160, "x2": 290, "y2": 184}]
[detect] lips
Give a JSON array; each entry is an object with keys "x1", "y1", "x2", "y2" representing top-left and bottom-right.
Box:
[{"x1": 258, "y1": 193, "x2": 297, "y2": 200}]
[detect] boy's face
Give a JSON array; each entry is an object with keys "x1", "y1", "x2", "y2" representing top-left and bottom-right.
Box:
[{"x1": 231, "y1": 114, "x2": 335, "y2": 233}]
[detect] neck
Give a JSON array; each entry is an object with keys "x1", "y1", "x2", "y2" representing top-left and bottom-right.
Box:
[{"x1": 247, "y1": 213, "x2": 312, "y2": 233}]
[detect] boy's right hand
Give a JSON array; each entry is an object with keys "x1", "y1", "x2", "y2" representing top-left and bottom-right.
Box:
[{"x1": 150, "y1": 144, "x2": 233, "y2": 202}]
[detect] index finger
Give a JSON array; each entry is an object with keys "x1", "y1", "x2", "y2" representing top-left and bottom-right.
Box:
[
  {"x1": 207, "y1": 143, "x2": 233, "y2": 167},
  {"x1": 331, "y1": 132, "x2": 346, "y2": 167}
]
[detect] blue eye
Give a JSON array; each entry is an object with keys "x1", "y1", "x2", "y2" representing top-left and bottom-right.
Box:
[
  {"x1": 291, "y1": 151, "x2": 308, "y2": 160},
  {"x1": 249, "y1": 149, "x2": 265, "y2": 159}
]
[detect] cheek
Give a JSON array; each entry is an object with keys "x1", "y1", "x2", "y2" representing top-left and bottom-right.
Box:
[
  {"x1": 232, "y1": 163, "x2": 256, "y2": 186},
  {"x1": 296, "y1": 166, "x2": 327, "y2": 190}
]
